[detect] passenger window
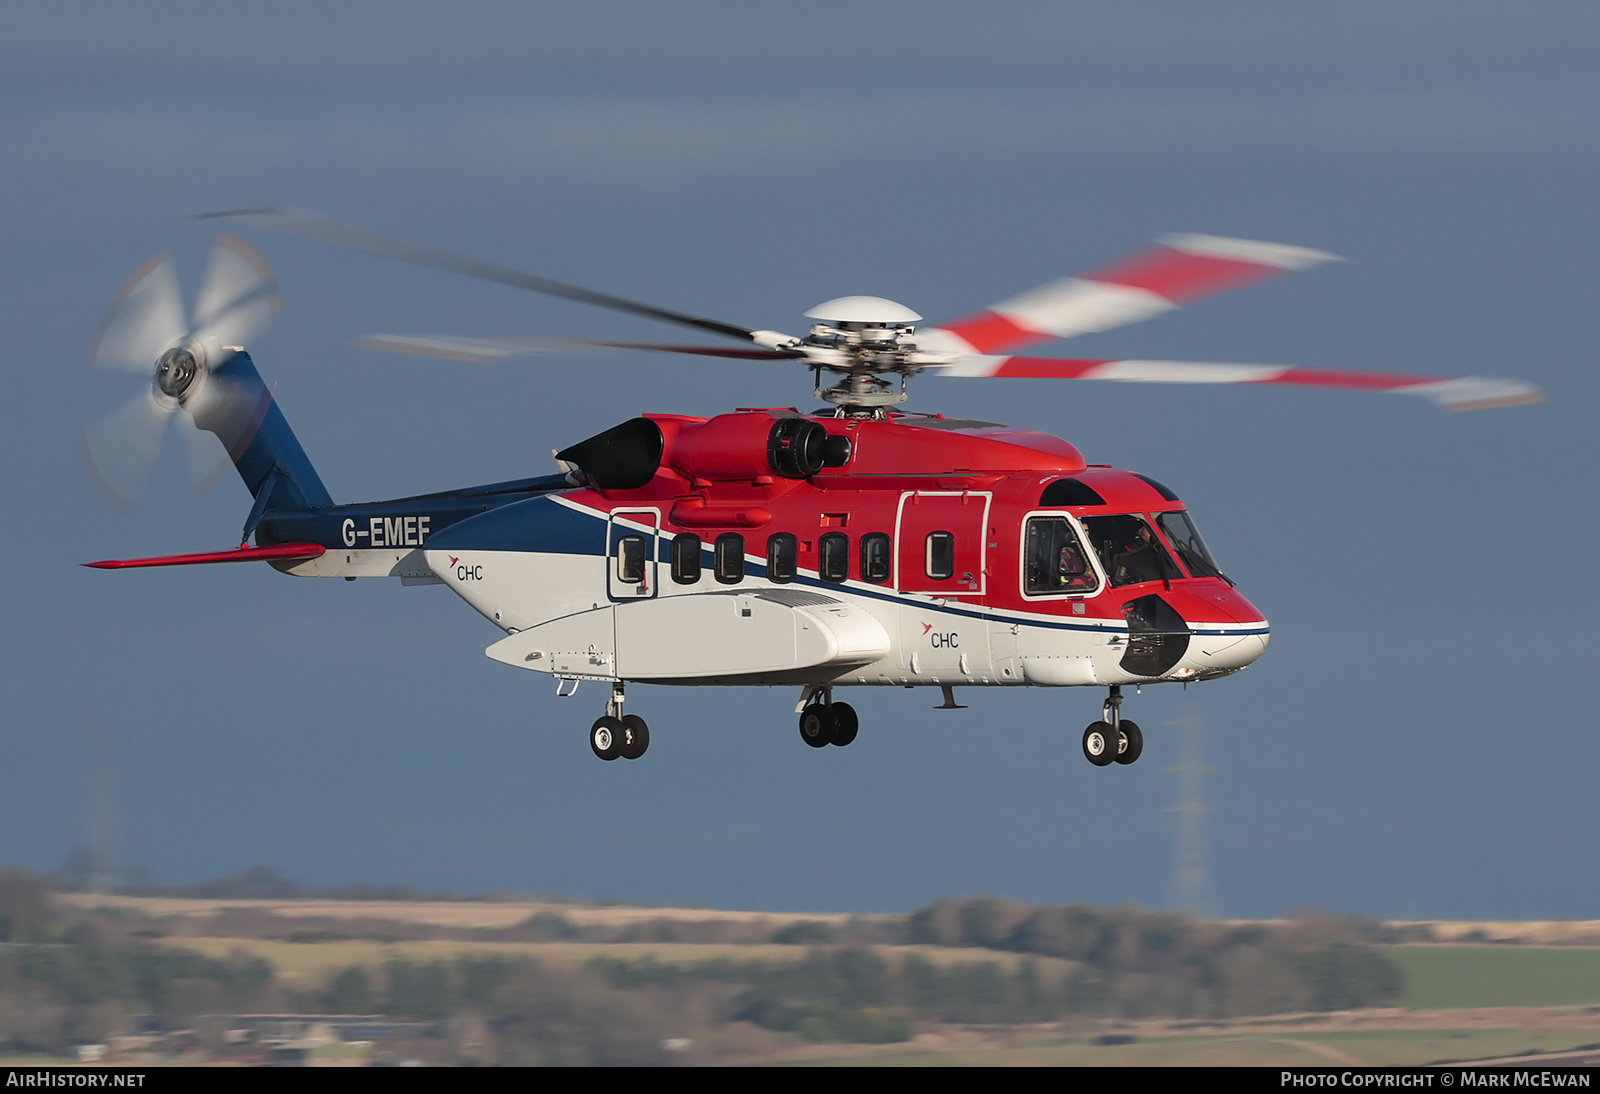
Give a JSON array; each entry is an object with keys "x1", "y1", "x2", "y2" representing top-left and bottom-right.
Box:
[
  {"x1": 671, "y1": 532, "x2": 701, "y2": 585},
  {"x1": 714, "y1": 533, "x2": 745, "y2": 584},
  {"x1": 860, "y1": 533, "x2": 891, "y2": 584},
  {"x1": 925, "y1": 531, "x2": 955, "y2": 580},
  {"x1": 1024, "y1": 517, "x2": 1099, "y2": 595},
  {"x1": 767, "y1": 533, "x2": 798, "y2": 583},
  {"x1": 819, "y1": 532, "x2": 849, "y2": 582},
  {"x1": 615, "y1": 535, "x2": 646, "y2": 584}
]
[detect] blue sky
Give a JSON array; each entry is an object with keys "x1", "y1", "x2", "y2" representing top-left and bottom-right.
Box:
[{"x1": 2, "y1": 2, "x2": 1597, "y2": 917}]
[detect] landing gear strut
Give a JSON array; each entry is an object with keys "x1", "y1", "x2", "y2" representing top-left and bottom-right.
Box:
[
  {"x1": 1082, "y1": 685, "x2": 1142, "y2": 767},
  {"x1": 591, "y1": 681, "x2": 649, "y2": 761},
  {"x1": 797, "y1": 686, "x2": 858, "y2": 748}
]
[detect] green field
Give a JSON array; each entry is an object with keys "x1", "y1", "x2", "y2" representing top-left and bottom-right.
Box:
[{"x1": 1385, "y1": 946, "x2": 1600, "y2": 1009}]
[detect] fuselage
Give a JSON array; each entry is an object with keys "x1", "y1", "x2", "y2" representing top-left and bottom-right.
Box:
[{"x1": 392, "y1": 409, "x2": 1269, "y2": 690}]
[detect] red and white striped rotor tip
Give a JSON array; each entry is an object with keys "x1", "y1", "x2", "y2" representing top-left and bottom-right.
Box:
[
  {"x1": 927, "y1": 233, "x2": 1341, "y2": 357},
  {"x1": 930, "y1": 356, "x2": 1542, "y2": 411}
]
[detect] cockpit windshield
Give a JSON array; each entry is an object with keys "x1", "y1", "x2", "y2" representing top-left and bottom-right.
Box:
[
  {"x1": 1154, "y1": 510, "x2": 1225, "y2": 580},
  {"x1": 1082, "y1": 515, "x2": 1184, "y2": 587}
]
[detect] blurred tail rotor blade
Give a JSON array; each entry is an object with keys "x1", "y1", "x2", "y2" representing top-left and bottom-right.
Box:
[
  {"x1": 86, "y1": 253, "x2": 187, "y2": 373},
  {"x1": 181, "y1": 370, "x2": 273, "y2": 460},
  {"x1": 201, "y1": 207, "x2": 763, "y2": 345},
  {"x1": 355, "y1": 333, "x2": 798, "y2": 363},
  {"x1": 932, "y1": 355, "x2": 1544, "y2": 410},
  {"x1": 178, "y1": 410, "x2": 232, "y2": 499},
  {"x1": 191, "y1": 234, "x2": 281, "y2": 349},
  {"x1": 79, "y1": 388, "x2": 177, "y2": 510}
]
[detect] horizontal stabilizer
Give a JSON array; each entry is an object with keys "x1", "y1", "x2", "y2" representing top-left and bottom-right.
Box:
[{"x1": 84, "y1": 543, "x2": 326, "y2": 569}]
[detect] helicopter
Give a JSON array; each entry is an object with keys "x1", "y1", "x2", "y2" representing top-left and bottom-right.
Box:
[{"x1": 82, "y1": 211, "x2": 1543, "y2": 766}]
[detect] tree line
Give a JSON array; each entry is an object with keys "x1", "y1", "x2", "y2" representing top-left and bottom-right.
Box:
[{"x1": 0, "y1": 866, "x2": 1407, "y2": 1063}]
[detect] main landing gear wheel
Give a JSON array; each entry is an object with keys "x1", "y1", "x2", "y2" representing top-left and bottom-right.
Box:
[
  {"x1": 620, "y1": 714, "x2": 650, "y2": 760},
  {"x1": 798, "y1": 703, "x2": 833, "y2": 748},
  {"x1": 1082, "y1": 721, "x2": 1117, "y2": 767},
  {"x1": 1114, "y1": 719, "x2": 1143, "y2": 765},
  {"x1": 591, "y1": 716, "x2": 624, "y2": 761},
  {"x1": 829, "y1": 703, "x2": 859, "y2": 747}
]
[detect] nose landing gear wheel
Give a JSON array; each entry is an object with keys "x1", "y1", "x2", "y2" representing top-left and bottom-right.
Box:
[
  {"x1": 620, "y1": 714, "x2": 650, "y2": 760},
  {"x1": 591, "y1": 716, "x2": 624, "y2": 761},
  {"x1": 1082, "y1": 721, "x2": 1117, "y2": 767},
  {"x1": 1114, "y1": 719, "x2": 1143, "y2": 765},
  {"x1": 829, "y1": 703, "x2": 859, "y2": 747},
  {"x1": 799, "y1": 704, "x2": 833, "y2": 748}
]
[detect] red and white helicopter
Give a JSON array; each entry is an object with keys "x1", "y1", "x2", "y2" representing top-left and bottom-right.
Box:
[{"x1": 82, "y1": 211, "x2": 1541, "y2": 766}]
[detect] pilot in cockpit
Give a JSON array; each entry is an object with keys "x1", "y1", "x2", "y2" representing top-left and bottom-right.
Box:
[{"x1": 1056, "y1": 543, "x2": 1095, "y2": 590}]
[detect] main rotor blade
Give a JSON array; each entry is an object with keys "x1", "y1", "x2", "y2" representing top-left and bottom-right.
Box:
[
  {"x1": 86, "y1": 252, "x2": 187, "y2": 373},
  {"x1": 355, "y1": 333, "x2": 795, "y2": 364},
  {"x1": 79, "y1": 388, "x2": 177, "y2": 509},
  {"x1": 191, "y1": 234, "x2": 281, "y2": 350},
  {"x1": 200, "y1": 207, "x2": 762, "y2": 345},
  {"x1": 928, "y1": 234, "x2": 1343, "y2": 356},
  {"x1": 931, "y1": 356, "x2": 1543, "y2": 411}
]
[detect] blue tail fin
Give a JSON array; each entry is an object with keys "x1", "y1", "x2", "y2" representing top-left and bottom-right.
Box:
[{"x1": 191, "y1": 351, "x2": 332, "y2": 526}]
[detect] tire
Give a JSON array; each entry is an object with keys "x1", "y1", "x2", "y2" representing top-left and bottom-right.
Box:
[
  {"x1": 829, "y1": 703, "x2": 859, "y2": 747},
  {"x1": 798, "y1": 704, "x2": 834, "y2": 748},
  {"x1": 590, "y1": 716, "x2": 624, "y2": 761},
  {"x1": 1114, "y1": 719, "x2": 1143, "y2": 765},
  {"x1": 620, "y1": 714, "x2": 650, "y2": 760},
  {"x1": 1082, "y1": 721, "x2": 1117, "y2": 767}
]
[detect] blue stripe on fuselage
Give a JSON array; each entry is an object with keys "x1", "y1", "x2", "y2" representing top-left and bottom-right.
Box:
[
  {"x1": 428, "y1": 495, "x2": 1271, "y2": 638},
  {"x1": 425, "y1": 493, "x2": 604, "y2": 556}
]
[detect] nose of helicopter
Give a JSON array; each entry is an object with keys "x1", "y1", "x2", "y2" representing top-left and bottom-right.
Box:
[{"x1": 1160, "y1": 581, "x2": 1271, "y2": 678}]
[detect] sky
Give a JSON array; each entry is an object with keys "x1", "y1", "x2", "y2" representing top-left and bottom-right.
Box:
[{"x1": 2, "y1": 2, "x2": 1597, "y2": 919}]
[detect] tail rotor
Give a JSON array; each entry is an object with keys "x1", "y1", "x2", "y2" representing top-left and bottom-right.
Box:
[{"x1": 81, "y1": 236, "x2": 281, "y2": 509}]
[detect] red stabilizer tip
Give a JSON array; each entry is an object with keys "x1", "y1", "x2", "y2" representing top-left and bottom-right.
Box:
[{"x1": 84, "y1": 543, "x2": 327, "y2": 569}]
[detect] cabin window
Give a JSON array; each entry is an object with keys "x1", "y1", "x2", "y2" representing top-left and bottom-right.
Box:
[
  {"x1": 714, "y1": 533, "x2": 745, "y2": 584},
  {"x1": 1155, "y1": 511, "x2": 1225, "y2": 580},
  {"x1": 1024, "y1": 517, "x2": 1099, "y2": 595},
  {"x1": 615, "y1": 535, "x2": 647, "y2": 584},
  {"x1": 767, "y1": 533, "x2": 798, "y2": 583},
  {"x1": 819, "y1": 532, "x2": 849, "y2": 582},
  {"x1": 860, "y1": 533, "x2": 891, "y2": 584},
  {"x1": 1082, "y1": 515, "x2": 1183, "y2": 587},
  {"x1": 925, "y1": 531, "x2": 955, "y2": 580},
  {"x1": 671, "y1": 533, "x2": 701, "y2": 584}
]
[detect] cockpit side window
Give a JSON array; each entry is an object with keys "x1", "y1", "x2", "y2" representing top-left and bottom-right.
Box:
[
  {"x1": 1082, "y1": 514, "x2": 1183, "y2": 587},
  {"x1": 1154, "y1": 511, "x2": 1225, "y2": 580},
  {"x1": 1024, "y1": 517, "x2": 1099, "y2": 595}
]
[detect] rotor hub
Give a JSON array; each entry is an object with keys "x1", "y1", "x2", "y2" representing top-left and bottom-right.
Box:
[
  {"x1": 799, "y1": 297, "x2": 948, "y2": 413},
  {"x1": 154, "y1": 344, "x2": 202, "y2": 400}
]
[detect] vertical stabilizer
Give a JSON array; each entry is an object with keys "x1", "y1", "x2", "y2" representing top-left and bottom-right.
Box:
[{"x1": 190, "y1": 350, "x2": 332, "y2": 512}]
